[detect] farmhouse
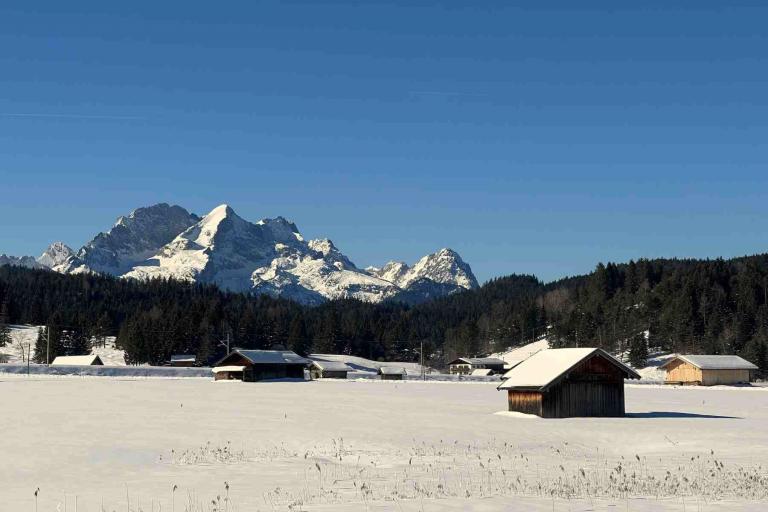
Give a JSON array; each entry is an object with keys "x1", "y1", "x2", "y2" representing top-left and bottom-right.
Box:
[
  {"x1": 50, "y1": 355, "x2": 104, "y2": 366},
  {"x1": 378, "y1": 366, "x2": 407, "y2": 380},
  {"x1": 661, "y1": 355, "x2": 757, "y2": 386},
  {"x1": 448, "y1": 357, "x2": 506, "y2": 375},
  {"x1": 169, "y1": 354, "x2": 197, "y2": 367},
  {"x1": 212, "y1": 349, "x2": 310, "y2": 382},
  {"x1": 498, "y1": 348, "x2": 640, "y2": 418},
  {"x1": 309, "y1": 360, "x2": 352, "y2": 379}
]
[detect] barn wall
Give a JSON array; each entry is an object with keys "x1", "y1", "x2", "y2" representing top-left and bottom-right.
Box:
[
  {"x1": 542, "y1": 354, "x2": 627, "y2": 418},
  {"x1": 508, "y1": 391, "x2": 543, "y2": 416},
  {"x1": 322, "y1": 370, "x2": 348, "y2": 379},
  {"x1": 664, "y1": 361, "x2": 703, "y2": 384},
  {"x1": 543, "y1": 382, "x2": 625, "y2": 418},
  {"x1": 701, "y1": 369, "x2": 751, "y2": 385}
]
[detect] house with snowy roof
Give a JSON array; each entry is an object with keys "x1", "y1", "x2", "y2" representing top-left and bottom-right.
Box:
[
  {"x1": 212, "y1": 349, "x2": 310, "y2": 382},
  {"x1": 498, "y1": 348, "x2": 640, "y2": 418},
  {"x1": 661, "y1": 354, "x2": 757, "y2": 386},
  {"x1": 378, "y1": 366, "x2": 407, "y2": 380},
  {"x1": 50, "y1": 354, "x2": 104, "y2": 366},
  {"x1": 309, "y1": 359, "x2": 352, "y2": 379},
  {"x1": 169, "y1": 354, "x2": 197, "y2": 367},
  {"x1": 448, "y1": 357, "x2": 506, "y2": 375}
]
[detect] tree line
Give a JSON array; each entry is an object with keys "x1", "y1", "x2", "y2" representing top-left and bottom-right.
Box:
[{"x1": 0, "y1": 255, "x2": 766, "y2": 376}]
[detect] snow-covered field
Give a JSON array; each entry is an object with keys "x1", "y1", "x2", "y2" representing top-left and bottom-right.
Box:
[{"x1": 2, "y1": 377, "x2": 767, "y2": 511}]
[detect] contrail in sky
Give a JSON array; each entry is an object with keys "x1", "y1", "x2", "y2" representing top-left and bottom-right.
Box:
[{"x1": 0, "y1": 112, "x2": 146, "y2": 120}]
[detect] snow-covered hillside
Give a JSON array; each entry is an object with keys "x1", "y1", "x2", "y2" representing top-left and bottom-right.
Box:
[
  {"x1": 309, "y1": 353, "x2": 428, "y2": 374},
  {"x1": 5, "y1": 203, "x2": 479, "y2": 304},
  {"x1": 0, "y1": 325, "x2": 126, "y2": 365},
  {"x1": 491, "y1": 337, "x2": 550, "y2": 367}
]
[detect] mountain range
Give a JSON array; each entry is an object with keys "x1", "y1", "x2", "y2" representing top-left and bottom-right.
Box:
[{"x1": 1, "y1": 203, "x2": 478, "y2": 304}]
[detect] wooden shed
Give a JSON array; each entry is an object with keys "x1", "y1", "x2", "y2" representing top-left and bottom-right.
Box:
[
  {"x1": 661, "y1": 355, "x2": 757, "y2": 386},
  {"x1": 448, "y1": 357, "x2": 507, "y2": 375},
  {"x1": 378, "y1": 366, "x2": 407, "y2": 380},
  {"x1": 50, "y1": 355, "x2": 104, "y2": 366},
  {"x1": 212, "y1": 349, "x2": 310, "y2": 382},
  {"x1": 309, "y1": 360, "x2": 352, "y2": 379},
  {"x1": 498, "y1": 348, "x2": 640, "y2": 418},
  {"x1": 169, "y1": 354, "x2": 197, "y2": 367}
]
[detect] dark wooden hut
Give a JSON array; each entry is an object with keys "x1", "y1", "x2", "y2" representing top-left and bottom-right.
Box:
[
  {"x1": 309, "y1": 360, "x2": 352, "y2": 379},
  {"x1": 378, "y1": 366, "x2": 407, "y2": 380},
  {"x1": 448, "y1": 357, "x2": 506, "y2": 375},
  {"x1": 498, "y1": 348, "x2": 640, "y2": 418},
  {"x1": 169, "y1": 354, "x2": 197, "y2": 367},
  {"x1": 212, "y1": 349, "x2": 310, "y2": 382}
]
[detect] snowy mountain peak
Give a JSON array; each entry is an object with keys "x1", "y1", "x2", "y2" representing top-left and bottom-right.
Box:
[
  {"x1": 5, "y1": 202, "x2": 479, "y2": 305},
  {"x1": 60, "y1": 203, "x2": 201, "y2": 275},
  {"x1": 37, "y1": 242, "x2": 75, "y2": 269},
  {"x1": 308, "y1": 238, "x2": 357, "y2": 270},
  {"x1": 369, "y1": 261, "x2": 410, "y2": 284},
  {"x1": 407, "y1": 247, "x2": 479, "y2": 290},
  {"x1": 368, "y1": 248, "x2": 478, "y2": 293}
]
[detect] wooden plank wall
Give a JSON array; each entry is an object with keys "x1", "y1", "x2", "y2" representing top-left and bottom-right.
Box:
[
  {"x1": 508, "y1": 391, "x2": 543, "y2": 416},
  {"x1": 665, "y1": 360, "x2": 702, "y2": 384},
  {"x1": 543, "y1": 382, "x2": 624, "y2": 418},
  {"x1": 701, "y1": 369, "x2": 751, "y2": 385}
]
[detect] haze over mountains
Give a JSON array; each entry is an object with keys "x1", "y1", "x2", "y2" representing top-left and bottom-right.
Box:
[{"x1": 1, "y1": 203, "x2": 478, "y2": 304}]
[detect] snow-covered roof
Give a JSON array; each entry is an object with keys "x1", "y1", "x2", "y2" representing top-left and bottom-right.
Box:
[
  {"x1": 170, "y1": 354, "x2": 196, "y2": 362},
  {"x1": 212, "y1": 365, "x2": 246, "y2": 373},
  {"x1": 450, "y1": 357, "x2": 506, "y2": 366},
  {"x1": 493, "y1": 338, "x2": 550, "y2": 366},
  {"x1": 216, "y1": 349, "x2": 310, "y2": 366},
  {"x1": 470, "y1": 368, "x2": 493, "y2": 376},
  {"x1": 498, "y1": 348, "x2": 640, "y2": 391},
  {"x1": 50, "y1": 355, "x2": 103, "y2": 366},
  {"x1": 309, "y1": 360, "x2": 352, "y2": 372},
  {"x1": 661, "y1": 354, "x2": 758, "y2": 371},
  {"x1": 378, "y1": 366, "x2": 407, "y2": 375}
]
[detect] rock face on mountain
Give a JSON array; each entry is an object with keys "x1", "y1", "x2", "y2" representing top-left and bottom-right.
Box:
[
  {"x1": 60, "y1": 204, "x2": 200, "y2": 275},
  {"x1": 37, "y1": 242, "x2": 75, "y2": 270},
  {"x1": 0, "y1": 254, "x2": 45, "y2": 269},
  {"x1": 2, "y1": 203, "x2": 479, "y2": 304}
]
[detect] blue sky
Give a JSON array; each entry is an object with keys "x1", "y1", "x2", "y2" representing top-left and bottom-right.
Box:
[{"x1": 1, "y1": 1, "x2": 767, "y2": 283}]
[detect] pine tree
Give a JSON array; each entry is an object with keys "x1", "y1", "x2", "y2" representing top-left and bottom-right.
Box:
[
  {"x1": 0, "y1": 322, "x2": 10, "y2": 348},
  {"x1": 287, "y1": 316, "x2": 311, "y2": 356},
  {"x1": 628, "y1": 331, "x2": 649, "y2": 369},
  {"x1": 0, "y1": 300, "x2": 10, "y2": 347}
]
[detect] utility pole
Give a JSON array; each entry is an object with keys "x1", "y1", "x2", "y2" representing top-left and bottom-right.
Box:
[
  {"x1": 218, "y1": 331, "x2": 231, "y2": 355},
  {"x1": 420, "y1": 340, "x2": 425, "y2": 381},
  {"x1": 46, "y1": 326, "x2": 50, "y2": 366}
]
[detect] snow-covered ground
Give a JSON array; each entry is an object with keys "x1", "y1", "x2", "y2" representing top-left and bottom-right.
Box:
[{"x1": 2, "y1": 377, "x2": 767, "y2": 511}]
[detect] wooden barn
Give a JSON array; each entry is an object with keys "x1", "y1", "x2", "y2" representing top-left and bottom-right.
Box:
[
  {"x1": 448, "y1": 357, "x2": 506, "y2": 375},
  {"x1": 498, "y1": 348, "x2": 640, "y2": 418},
  {"x1": 309, "y1": 360, "x2": 352, "y2": 379},
  {"x1": 212, "y1": 349, "x2": 310, "y2": 382},
  {"x1": 169, "y1": 354, "x2": 197, "y2": 367},
  {"x1": 661, "y1": 355, "x2": 757, "y2": 386},
  {"x1": 50, "y1": 355, "x2": 104, "y2": 366},
  {"x1": 378, "y1": 366, "x2": 407, "y2": 380}
]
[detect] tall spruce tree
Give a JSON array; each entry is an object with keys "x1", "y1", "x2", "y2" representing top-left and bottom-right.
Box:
[
  {"x1": 0, "y1": 300, "x2": 10, "y2": 347},
  {"x1": 628, "y1": 331, "x2": 649, "y2": 369}
]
